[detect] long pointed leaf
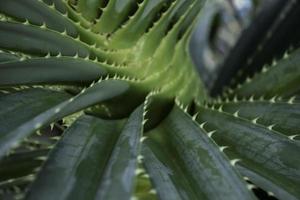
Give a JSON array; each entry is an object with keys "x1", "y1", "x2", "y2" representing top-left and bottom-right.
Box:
[
  {"x1": 0, "y1": 88, "x2": 71, "y2": 135},
  {"x1": 0, "y1": 149, "x2": 48, "y2": 182},
  {"x1": 0, "y1": 21, "x2": 91, "y2": 57},
  {"x1": 0, "y1": 0, "x2": 78, "y2": 37},
  {"x1": 142, "y1": 106, "x2": 255, "y2": 200},
  {"x1": 0, "y1": 80, "x2": 129, "y2": 159},
  {"x1": 0, "y1": 57, "x2": 107, "y2": 86},
  {"x1": 234, "y1": 48, "x2": 300, "y2": 98},
  {"x1": 215, "y1": 99, "x2": 300, "y2": 137},
  {"x1": 196, "y1": 106, "x2": 300, "y2": 199},
  {"x1": 96, "y1": 105, "x2": 144, "y2": 199},
  {"x1": 26, "y1": 105, "x2": 144, "y2": 200}
]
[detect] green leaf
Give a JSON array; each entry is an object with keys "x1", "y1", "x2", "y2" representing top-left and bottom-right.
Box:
[
  {"x1": 96, "y1": 105, "x2": 144, "y2": 199},
  {"x1": 0, "y1": 51, "x2": 19, "y2": 63},
  {"x1": 0, "y1": 80, "x2": 129, "y2": 159},
  {"x1": 214, "y1": 98, "x2": 300, "y2": 137},
  {"x1": 109, "y1": 0, "x2": 167, "y2": 48},
  {"x1": 0, "y1": 57, "x2": 107, "y2": 86},
  {"x1": 196, "y1": 106, "x2": 300, "y2": 199},
  {"x1": 0, "y1": 88, "x2": 71, "y2": 135},
  {"x1": 0, "y1": 149, "x2": 48, "y2": 182},
  {"x1": 93, "y1": 0, "x2": 136, "y2": 34},
  {"x1": 0, "y1": 0, "x2": 107, "y2": 47},
  {"x1": 142, "y1": 105, "x2": 255, "y2": 200},
  {"x1": 0, "y1": 21, "x2": 91, "y2": 57},
  {"x1": 136, "y1": 0, "x2": 193, "y2": 59},
  {"x1": 26, "y1": 104, "x2": 144, "y2": 200},
  {"x1": 234, "y1": 48, "x2": 300, "y2": 98},
  {"x1": 0, "y1": 0, "x2": 78, "y2": 37},
  {"x1": 236, "y1": 164, "x2": 299, "y2": 200},
  {"x1": 77, "y1": 0, "x2": 105, "y2": 21}
]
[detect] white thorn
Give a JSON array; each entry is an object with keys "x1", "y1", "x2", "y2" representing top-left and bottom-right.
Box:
[
  {"x1": 68, "y1": 97, "x2": 74, "y2": 102},
  {"x1": 230, "y1": 159, "x2": 241, "y2": 166},
  {"x1": 200, "y1": 122, "x2": 207, "y2": 129},
  {"x1": 50, "y1": 123, "x2": 55, "y2": 131},
  {"x1": 135, "y1": 168, "x2": 145, "y2": 175},
  {"x1": 140, "y1": 136, "x2": 148, "y2": 142},
  {"x1": 270, "y1": 96, "x2": 277, "y2": 103},
  {"x1": 36, "y1": 130, "x2": 42, "y2": 136},
  {"x1": 233, "y1": 96, "x2": 238, "y2": 102},
  {"x1": 192, "y1": 113, "x2": 198, "y2": 120},
  {"x1": 288, "y1": 96, "x2": 296, "y2": 104},
  {"x1": 220, "y1": 146, "x2": 229, "y2": 152},
  {"x1": 247, "y1": 184, "x2": 256, "y2": 190},
  {"x1": 249, "y1": 95, "x2": 254, "y2": 102},
  {"x1": 51, "y1": 136, "x2": 61, "y2": 141},
  {"x1": 149, "y1": 189, "x2": 157, "y2": 194},
  {"x1": 267, "y1": 191, "x2": 275, "y2": 196},
  {"x1": 246, "y1": 77, "x2": 251, "y2": 83},
  {"x1": 218, "y1": 105, "x2": 223, "y2": 112},
  {"x1": 184, "y1": 106, "x2": 188, "y2": 112},
  {"x1": 34, "y1": 123, "x2": 42, "y2": 129},
  {"x1": 142, "y1": 174, "x2": 149, "y2": 178},
  {"x1": 24, "y1": 19, "x2": 30, "y2": 25},
  {"x1": 142, "y1": 119, "x2": 148, "y2": 125},
  {"x1": 262, "y1": 66, "x2": 268, "y2": 73},
  {"x1": 251, "y1": 117, "x2": 260, "y2": 124},
  {"x1": 36, "y1": 156, "x2": 47, "y2": 161},
  {"x1": 137, "y1": 155, "x2": 144, "y2": 162},
  {"x1": 233, "y1": 110, "x2": 240, "y2": 117},
  {"x1": 207, "y1": 130, "x2": 216, "y2": 138},
  {"x1": 45, "y1": 52, "x2": 51, "y2": 58},
  {"x1": 288, "y1": 135, "x2": 299, "y2": 140},
  {"x1": 267, "y1": 124, "x2": 276, "y2": 130}
]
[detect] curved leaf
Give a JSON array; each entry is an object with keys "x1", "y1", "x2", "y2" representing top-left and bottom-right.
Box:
[
  {"x1": 93, "y1": 0, "x2": 136, "y2": 33},
  {"x1": 196, "y1": 106, "x2": 300, "y2": 199},
  {"x1": 0, "y1": 0, "x2": 78, "y2": 37},
  {"x1": 0, "y1": 21, "x2": 91, "y2": 57},
  {"x1": 236, "y1": 164, "x2": 298, "y2": 200},
  {"x1": 0, "y1": 80, "x2": 129, "y2": 159},
  {"x1": 234, "y1": 48, "x2": 300, "y2": 98},
  {"x1": 0, "y1": 57, "x2": 107, "y2": 86},
  {"x1": 214, "y1": 99, "x2": 300, "y2": 137},
  {"x1": 0, "y1": 149, "x2": 49, "y2": 182},
  {"x1": 77, "y1": 0, "x2": 104, "y2": 21},
  {"x1": 142, "y1": 105, "x2": 255, "y2": 200},
  {"x1": 26, "y1": 105, "x2": 144, "y2": 200},
  {"x1": 0, "y1": 88, "x2": 71, "y2": 135}
]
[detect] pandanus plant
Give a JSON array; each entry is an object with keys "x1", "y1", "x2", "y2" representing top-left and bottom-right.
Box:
[{"x1": 0, "y1": 0, "x2": 299, "y2": 199}]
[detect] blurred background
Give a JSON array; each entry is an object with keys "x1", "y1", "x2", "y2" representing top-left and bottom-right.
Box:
[{"x1": 190, "y1": 0, "x2": 300, "y2": 96}]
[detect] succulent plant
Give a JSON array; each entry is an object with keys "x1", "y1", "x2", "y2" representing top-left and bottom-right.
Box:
[{"x1": 0, "y1": 0, "x2": 299, "y2": 200}]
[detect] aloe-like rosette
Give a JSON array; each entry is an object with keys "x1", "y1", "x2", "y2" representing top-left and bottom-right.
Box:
[{"x1": 0, "y1": 0, "x2": 299, "y2": 200}]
